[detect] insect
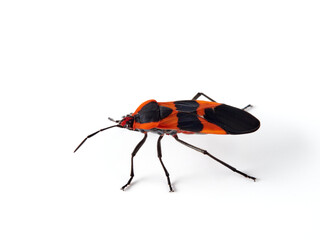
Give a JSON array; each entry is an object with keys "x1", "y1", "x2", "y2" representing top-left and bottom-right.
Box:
[{"x1": 74, "y1": 92, "x2": 260, "y2": 192}]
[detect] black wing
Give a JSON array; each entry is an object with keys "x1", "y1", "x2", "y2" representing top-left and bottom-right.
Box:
[{"x1": 202, "y1": 104, "x2": 260, "y2": 134}]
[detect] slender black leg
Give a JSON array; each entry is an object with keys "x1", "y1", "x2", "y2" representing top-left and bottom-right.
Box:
[
  {"x1": 192, "y1": 92, "x2": 253, "y2": 112},
  {"x1": 173, "y1": 135, "x2": 256, "y2": 181},
  {"x1": 121, "y1": 133, "x2": 148, "y2": 191},
  {"x1": 242, "y1": 104, "x2": 252, "y2": 111},
  {"x1": 192, "y1": 92, "x2": 216, "y2": 102},
  {"x1": 157, "y1": 135, "x2": 174, "y2": 192}
]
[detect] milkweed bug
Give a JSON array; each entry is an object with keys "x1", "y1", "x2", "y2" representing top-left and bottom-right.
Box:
[{"x1": 74, "y1": 92, "x2": 260, "y2": 192}]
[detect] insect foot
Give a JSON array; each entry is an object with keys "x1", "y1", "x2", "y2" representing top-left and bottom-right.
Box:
[
  {"x1": 121, "y1": 184, "x2": 131, "y2": 191},
  {"x1": 247, "y1": 175, "x2": 257, "y2": 182}
]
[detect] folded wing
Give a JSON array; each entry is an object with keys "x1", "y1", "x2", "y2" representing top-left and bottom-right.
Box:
[
  {"x1": 201, "y1": 104, "x2": 260, "y2": 134},
  {"x1": 158, "y1": 101, "x2": 260, "y2": 135}
]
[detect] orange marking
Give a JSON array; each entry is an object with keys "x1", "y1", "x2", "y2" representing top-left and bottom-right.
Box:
[
  {"x1": 132, "y1": 100, "x2": 227, "y2": 134},
  {"x1": 195, "y1": 100, "x2": 221, "y2": 117},
  {"x1": 133, "y1": 121, "x2": 159, "y2": 130},
  {"x1": 199, "y1": 118, "x2": 227, "y2": 134},
  {"x1": 132, "y1": 99, "x2": 157, "y2": 115}
]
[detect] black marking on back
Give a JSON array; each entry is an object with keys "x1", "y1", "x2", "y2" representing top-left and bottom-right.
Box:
[
  {"x1": 204, "y1": 104, "x2": 260, "y2": 134},
  {"x1": 177, "y1": 112, "x2": 203, "y2": 132},
  {"x1": 135, "y1": 101, "x2": 160, "y2": 123},
  {"x1": 159, "y1": 105, "x2": 173, "y2": 120},
  {"x1": 174, "y1": 100, "x2": 199, "y2": 112}
]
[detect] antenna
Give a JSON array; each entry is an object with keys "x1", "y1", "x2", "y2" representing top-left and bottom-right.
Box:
[
  {"x1": 74, "y1": 125, "x2": 121, "y2": 153},
  {"x1": 108, "y1": 117, "x2": 120, "y2": 123}
]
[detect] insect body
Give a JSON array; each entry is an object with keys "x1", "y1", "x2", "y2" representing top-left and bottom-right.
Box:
[{"x1": 74, "y1": 92, "x2": 260, "y2": 192}]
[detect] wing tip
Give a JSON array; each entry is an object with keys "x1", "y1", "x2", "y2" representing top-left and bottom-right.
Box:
[{"x1": 204, "y1": 104, "x2": 261, "y2": 135}]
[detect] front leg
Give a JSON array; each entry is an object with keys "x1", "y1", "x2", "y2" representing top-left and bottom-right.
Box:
[{"x1": 121, "y1": 133, "x2": 148, "y2": 190}]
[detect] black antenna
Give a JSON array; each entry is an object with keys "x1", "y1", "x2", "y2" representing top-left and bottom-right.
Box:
[
  {"x1": 74, "y1": 125, "x2": 121, "y2": 153},
  {"x1": 108, "y1": 117, "x2": 120, "y2": 123}
]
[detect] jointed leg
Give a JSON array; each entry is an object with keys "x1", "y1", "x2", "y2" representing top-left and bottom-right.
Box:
[
  {"x1": 242, "y1": 104, "x2": 252, "y2": 111},
  {"x1": 173, "y1": 135, "x2": 256, "y2": 181},
  {"x1": 192, "y1": 92, "x2": 253, "y2": 111},
  {"x1": 192, "y1": 92, "x2": 216, "y2": 102},
  {"x1": 157, "y1": 135, "x2": 174, "y2": 192},
  {"x1": 121, "y1": 133, "x2": 148, "y2": 190}
]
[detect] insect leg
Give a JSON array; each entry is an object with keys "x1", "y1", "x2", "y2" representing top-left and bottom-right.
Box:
[
  {"x1": 173, "y1": 135, "x2": 256, "y2": 181},
  {"x1": 242, "y1": 104, "x2": 253, "y2": 111},
  {"x1": 157, "y1": 135, "x2": 174, "y2": 192},
  {"x1": 121, "y1": 133, "x2": 148, "y2": 191},
  {"x1": 192, "y1": 93, "x2": 254, "y2": 112},
  {"x1": 191, "y1": 92, "x2": 216, "y2": 102}
]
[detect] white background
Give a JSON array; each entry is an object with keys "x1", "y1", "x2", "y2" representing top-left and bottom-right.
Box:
[{"x1": 1, "y1": 1, "x2": 320, "y2": 239}]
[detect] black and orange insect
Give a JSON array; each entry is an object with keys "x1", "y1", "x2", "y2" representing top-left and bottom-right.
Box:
[{"x1": 74, "y1": 92, "x2": 260, "y2": 192}]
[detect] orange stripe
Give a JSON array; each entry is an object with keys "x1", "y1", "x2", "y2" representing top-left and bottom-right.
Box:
[
  {"x1": 133, "y1": 121, "x2": 159, "y2": 130},
  {"x1": 195, "y1": 100, "x2": 221, "y2": 116},
  {"x1": 199, "y1": 117, "x2": 227, "y2": 134},
  {"x1": 157, "y1": 102, "x2": 178, "y2": 129}
]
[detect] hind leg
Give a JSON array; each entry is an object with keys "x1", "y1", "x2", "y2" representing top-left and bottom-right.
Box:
[
  {"x1": 191, "y1": 92, "x2": 216, "y2": 102},
  {"x1": 192, "y1": 92, "x2": 252, "y2": 111},
  {"x1": 173, "y1": 134, "x2": 256, "y2": 181}
]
